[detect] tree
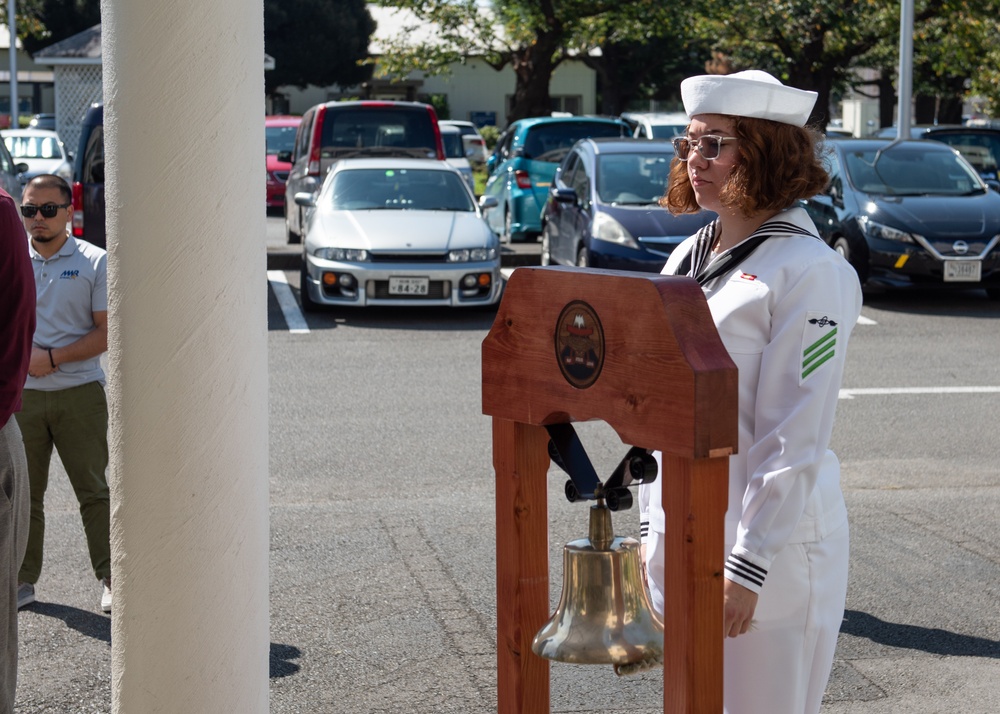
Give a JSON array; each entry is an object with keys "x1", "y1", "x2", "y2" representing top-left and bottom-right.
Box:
[
  {"x1": 373, "y1": 0, "x2": 630, "y2": 125},
  {"x1": 5, "y1": 0, "x2": 99, "y2": 54},
  {"x1": 264, "y1": 0, "x2": 375, "y2": 98}
]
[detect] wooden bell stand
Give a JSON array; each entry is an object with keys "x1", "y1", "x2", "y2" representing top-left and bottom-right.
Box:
[{"x1": 482, "y1": 266, "x2": 738, "y2": 714}]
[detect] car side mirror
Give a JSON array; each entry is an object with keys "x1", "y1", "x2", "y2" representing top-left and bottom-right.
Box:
[
  {"x1": 479, "y1": 195, "x2": 499, "y2": 211},
  {"x1": 553, "y1": 187, "x2": 578, "y2": 204},
  {"x1": 15, "y1": 162, "x2": 29, "y2": 175},
  {"x1": 986, "y1": 179, "x2": 1000, "y2": 193},
  {"x1": 277, "y1": 150, "x2": 292, "y2": 163},
  {"x1": 294, "y1": 192, "x2": 317, "y2": 208}
]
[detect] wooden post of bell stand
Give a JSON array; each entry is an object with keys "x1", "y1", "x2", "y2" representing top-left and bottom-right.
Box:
[{"x1": 483, "y1": 266, "x2": 738, "y2": 714}]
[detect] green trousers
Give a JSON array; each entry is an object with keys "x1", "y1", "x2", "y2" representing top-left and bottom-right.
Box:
[{"x1": 16, "y1": 382, "x2": 110, "y2": 584}]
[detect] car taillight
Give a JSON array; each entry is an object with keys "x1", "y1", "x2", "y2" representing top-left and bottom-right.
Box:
[
  {"x1": 514, "y1": 170, "x2": 532, "y2": 189},
  {"x1": 308, "y1": 106, "x2": 325, "y2": 176},
  {"x1": 71, "y1": 181, "x2": 84, "y2": 237}
]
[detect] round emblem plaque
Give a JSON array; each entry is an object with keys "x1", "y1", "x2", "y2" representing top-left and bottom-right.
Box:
[{"x1": 554, "y1": 301, "x2": 605, "y2": 389}]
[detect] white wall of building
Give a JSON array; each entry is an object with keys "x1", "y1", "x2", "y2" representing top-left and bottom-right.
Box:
[{"x1": 277, "y1": 56, "x2": 597, "y2": 128}]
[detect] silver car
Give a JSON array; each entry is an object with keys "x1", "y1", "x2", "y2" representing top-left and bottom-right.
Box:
[
  {"x1": 296, "y1": 158, "x2": 501, "y2": 310},
  {"x1": 3, "y1": 128, "x2": 73, "y2": 183}
]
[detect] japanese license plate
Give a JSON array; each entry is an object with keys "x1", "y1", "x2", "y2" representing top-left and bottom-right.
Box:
[
  {"x1": 943, "y1": 260, "x2": 981, "y2": 282},
  {"x1": 388, "y1": 277, "x2": 430, "y2": 295}
]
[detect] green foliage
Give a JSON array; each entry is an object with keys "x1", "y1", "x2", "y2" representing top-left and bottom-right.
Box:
[
  {"x1": 478, "y1": 125, "x2": 501, "y2": 150},
  {"x1": 7, "y1": 0, "x2": 99, "y2": 54},
  {"x1": 264, "y1": 0, "x2": 375, "y2": 95},
  {"x1": 423, "y1": 93, "x2": 450, "y2": 120}
]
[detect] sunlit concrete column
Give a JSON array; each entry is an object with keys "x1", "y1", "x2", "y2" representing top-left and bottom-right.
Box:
[{"x1": 102, "y1": 1, "x2": 269, "y2": 711}]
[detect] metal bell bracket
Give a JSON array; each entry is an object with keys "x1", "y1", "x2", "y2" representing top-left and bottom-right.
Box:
[{"x1": 544, "y1": 423, "x2": 657, "y2": 511}]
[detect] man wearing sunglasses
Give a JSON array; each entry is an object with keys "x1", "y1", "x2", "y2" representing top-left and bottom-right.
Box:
[{"x1": 16, "y1": 174, "x2": 112, "y2": 615}]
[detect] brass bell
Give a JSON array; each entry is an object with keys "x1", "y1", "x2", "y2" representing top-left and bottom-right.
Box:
[{"x1": 531, "y1": 500, "x2": 664, "y2": 674}]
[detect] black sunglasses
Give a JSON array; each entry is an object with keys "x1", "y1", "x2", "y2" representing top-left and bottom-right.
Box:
[{"x1": 21, "y1": 203, "x2": 71, "y2": 219}]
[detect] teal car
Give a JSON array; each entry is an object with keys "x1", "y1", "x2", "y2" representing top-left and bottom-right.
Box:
[{"x1": 483, "y1": 116, "x2": 629, "y2": 242}]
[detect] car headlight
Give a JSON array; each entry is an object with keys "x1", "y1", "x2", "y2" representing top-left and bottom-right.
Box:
[
  {"x1": 856, "y1": 216, "x2": 918, "y2": 244},
  {"x1": 313, "y1": 247, "x2": 370, "y2": 261},
  {"x1": 448, "y1": 247, "x2": 498, "y2": 262},
  {"x1": 592, "y1": 212, "x2": 640, "y2": 249}
]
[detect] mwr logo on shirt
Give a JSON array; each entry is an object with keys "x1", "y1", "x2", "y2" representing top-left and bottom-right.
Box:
[
  {"x1": 800, "y1": 312, "x2": 839, "y2": 383},
  {"x1": 60, "y1": 269, "x2": 80, "y2": 279}
]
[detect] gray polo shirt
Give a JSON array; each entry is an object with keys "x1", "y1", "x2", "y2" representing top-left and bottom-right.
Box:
[{"x1": 25, "y1": 234, "x2": 108, "y2": 391}]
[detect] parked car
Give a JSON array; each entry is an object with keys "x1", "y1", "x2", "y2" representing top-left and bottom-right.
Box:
[
  {"x1": 294, "y1": 158, "x2": 501, "y2": 311},
  {"x1": 72, "y1": 103, "x2": 106, "y2": 248},
  {"x1": 801, "y1": 138, "x2": 1000, "y2": 298},
  {"x1": 282, "y1": 100, "x2": 447, "y2": 244},
  {"x1": 440, "y1": 124, "x2": 475, "y2": 193},
  {"x1": 265, "y1": 115, "x2": 301, "y2": 211},
  {"x1": 3, "y1": 128, "x2": 74, "y2": 183},
  {"x1": 27, "y1": 113, "x2": 56, "y2": 131},
  {"x1": 0, "y1": 137, "x2": 27, "y2": 201},
  {"x1": 922, "y1": 126, "x2": 1000, "y2": 188},
  {"x1": 872, "y1": 124, "x2": 960, "y2": 139},
  {"x1": 483, "y1": 116, "x2": 629, "y2": 242},
  {"x1": 439, "y1": 120, "x2": 489, "y2": 164},
  {"x1": 541, "y1": 138, "x2": 715, "y2": 271},
  {"x1": 620, "y1": 111, "x2": 689, "y2": 139}
]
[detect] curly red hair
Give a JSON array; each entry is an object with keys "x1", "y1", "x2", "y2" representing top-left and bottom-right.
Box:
[{"x1": 661, "y1": 116, "x2": 828, "y2": 217}]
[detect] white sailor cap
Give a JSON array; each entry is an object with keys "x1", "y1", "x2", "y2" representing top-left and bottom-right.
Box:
[{"x1": 680, "y1": 70, "x2": 817, "y2": 127}]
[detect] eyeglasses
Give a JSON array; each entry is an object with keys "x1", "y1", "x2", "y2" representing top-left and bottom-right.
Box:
[
  {"x1": 21, "y1": 203, "x2": 71, "y2": 219},
  {"x1": 671, "y1": 135, "x2": 738, "y2": 162}
]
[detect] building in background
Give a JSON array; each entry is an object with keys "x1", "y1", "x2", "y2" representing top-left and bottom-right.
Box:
[{"x1": 0, "y1": 24, "x2": 55, "y2": 127}]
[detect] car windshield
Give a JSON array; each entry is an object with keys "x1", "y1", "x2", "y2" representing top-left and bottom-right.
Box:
[
  {"x1": 649, "y1": 124, "x2": 687, "y2": 139},
  {"x1": 320, "y1": 108, "x2": 437, "y2": 159},
  {"x1": 596, "y1": 151, "x2": 673, "y2": 205},
  {"x1": 844, "y1": 145, "x2": 985, "y2": 196},
  {"x1": 265, "y1": 126, "x2": 298, "y2": 155},
  {"x1": 523, "y1": 122, "x2": 625, "y2": 163},
  {"x1": 5, "y1": 135, "x2": 63, "y2": 160},
  {"x1": 441, "y1": 132, "x2": 465, "y2": 159},
  {"x1": 327, "y1": 168, "x2": 475, "y2": 212},
  {"x1": 926, "y1": 134, "x2": 1000, "y2": 179}
]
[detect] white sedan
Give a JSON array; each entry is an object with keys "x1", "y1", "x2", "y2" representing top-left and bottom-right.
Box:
[
  {"x1": 296, "y1": 158, "x2": 501, "y2": 311},
  {"x1": 3, "y1": 128, "x2": 73, "y2": 183}
]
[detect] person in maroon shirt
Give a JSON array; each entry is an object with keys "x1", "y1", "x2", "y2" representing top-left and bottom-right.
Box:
[{"x1": 0, "y1": 185, "x2": 34, "y2": 712}]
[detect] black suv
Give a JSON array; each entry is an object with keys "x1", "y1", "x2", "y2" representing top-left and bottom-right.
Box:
[
  {"x1": 72, "y1": 103, "x2": 106, "y2": 249},
  {"x1": 281, "y1": 100, "x2": 446, "y2": 243}
]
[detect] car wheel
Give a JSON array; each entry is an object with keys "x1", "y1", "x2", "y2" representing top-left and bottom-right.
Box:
[
  {"x1": 832, "y1": 236, "x2": 851, "y2": 262},
  {"x1": 833, "y1": 235, "x2": 869, "y2": 284},
  {"x1": 500, "y1": 208, "x2": 513, "y2": 244},
  {"x1": 540, "y1": 226, "x2": 552, "y2": 266},
  {"x1": 288, "y1": 209, "x2": 303, "y2": 244},
  {"x1": 576, "y1": 246, "x2": 589, "y2": 268},
  {"x1": 299, "y1": 262, "x2": 319, "y2": 313}
]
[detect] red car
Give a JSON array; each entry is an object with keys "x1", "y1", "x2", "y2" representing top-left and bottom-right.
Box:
[{"x1": 265, "y1": 115, "x2": 301, "y2": 210}]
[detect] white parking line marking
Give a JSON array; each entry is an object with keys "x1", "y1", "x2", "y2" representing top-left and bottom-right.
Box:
[
  {"x1": 839, "y1": 386, "x2": 1000, "y2": 399},
  {"x1": 267, "y1": 270, "x2": 310, "y2": 334}
]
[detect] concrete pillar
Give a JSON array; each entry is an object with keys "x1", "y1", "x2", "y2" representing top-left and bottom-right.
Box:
[{"x1": 102, "y1": 1, "x2": 269, "y2": 711}]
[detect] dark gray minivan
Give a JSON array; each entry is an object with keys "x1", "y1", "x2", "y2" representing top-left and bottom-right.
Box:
[{"x1": 72, "y1": 103, "x2": 106, "y2": 249}]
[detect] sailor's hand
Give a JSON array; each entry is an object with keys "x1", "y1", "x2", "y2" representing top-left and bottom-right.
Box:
[{"x1": 723, "y1": 579, "x2": 758, "y2": 638}]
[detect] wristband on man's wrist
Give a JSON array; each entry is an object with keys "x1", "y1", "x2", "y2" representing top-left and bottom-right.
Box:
[{"x1": 47, "y1": 348, "x2": 56, "y2": 369}]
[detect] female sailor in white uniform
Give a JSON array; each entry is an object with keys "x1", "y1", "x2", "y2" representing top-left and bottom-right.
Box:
[{"x1": 638, "y1": 70, "x2": 863, "y2": 714}]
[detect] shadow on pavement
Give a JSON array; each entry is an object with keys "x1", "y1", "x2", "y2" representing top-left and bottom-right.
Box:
[
  {"x1": 28, "y1": 601, "x2": 110, "y2": 644},
  {"x1": 27, "y1": 602, "x2": 303, "y2": 677},
  {"x1": 270, "y1": 643, "x2": 301, "y2": 678},
  {"x1": 842, "y1": 610, "x2": 1000, "y2": 657}
]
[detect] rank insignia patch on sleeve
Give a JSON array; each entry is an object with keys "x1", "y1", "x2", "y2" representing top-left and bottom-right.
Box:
[{"x1": 801, "y1": 312, "x2": 839, "y2": 383}]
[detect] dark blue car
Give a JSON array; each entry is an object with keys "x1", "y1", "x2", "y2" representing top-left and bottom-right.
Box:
[
  {"x1": 540, "y1": 138, "x2": 715, "y2": 272},
  {"x1": 802, "y1": 138, "x2": 1000, "y2": 298}
]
